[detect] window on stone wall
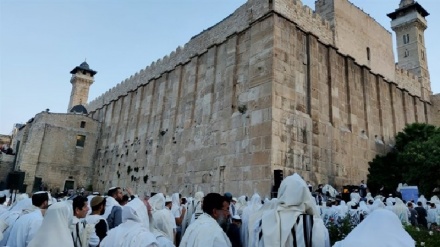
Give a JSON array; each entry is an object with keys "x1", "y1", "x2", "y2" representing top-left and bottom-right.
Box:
[
  {"x1": 367, "y1": 47, "x2": 371, "y2": 61},
  {"x1": 421, "y1": 50, "x2": 425, "y2": 61},
  {"x1": 403, "y1": 34, "x2": 409, "y2": 44},
  {"x1": 76, "y1": 135, "x2": 86, "y2": 147},
  {"x1": 80, "y1": 121, "x2": 86, "y2": 128},
  {"x1": 404, "y1": 49, "x2": 409, "y2": 57}
]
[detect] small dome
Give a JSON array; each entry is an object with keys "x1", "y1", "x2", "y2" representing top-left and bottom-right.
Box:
[
  {"x1": 70, "y1": 105, "x2": 88, "y2": 114},
  {"x1": 79, "y1": 61, "x2": 90, "y2": 70}
]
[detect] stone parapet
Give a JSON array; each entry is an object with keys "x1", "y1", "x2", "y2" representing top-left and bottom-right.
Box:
[{"x1": 394, "y1": 65, "x2": 422, "y2": 97}]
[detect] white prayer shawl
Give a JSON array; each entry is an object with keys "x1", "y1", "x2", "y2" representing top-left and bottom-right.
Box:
[
  {"x1": 103, "y1": 196, "x2": 122, "y2": 219},
  {"x1": 392, "y1": 198, "x2": 409, "y2": 224},
  {"x1": 179, "y1": 213, "x2": 232, "y2": 247},
  {"x1": 349, "y1": 192, "x2": 360, "y2": 203},
  {"x1": 358, "y1": 201, "x2": 370, "y2": 216},
  {"x1": 417, "y1": 195, "x2": 427, "y2": 207},
  {"x1": 248, "y1": 199, "x2": 278, "y2": 247},
  {"x1": 149, "y1": 193, "x2": 174, "y2": 242},
  {"x1": 321, "y1": 206, "x2": 339, "y2": 225},
  {"x1": 0, "y1": 200, "x2": 37, "y2": 246},
  {"x1": 28, "y1": 201, "x2": 74, "y2": 247},
  {"x1": 260, "y1": 174, "x2": 326, "y2": 247},
  {"x1": 365, "y1": 193, "x2": 374, "y2": 202},
  {"x1": 6, "y1": 209, "x2": 43, "y2": 247},
  {"x1": 427, "y1": 207, "x2": 440, "y2": 226},
  {"x1": 371, "y1": 198, "x2": 386, "y2": 211},
  {"x1": 171, "y1": 193, "x2": 181, "y2": 219},
  {"x1": 386, "y1": 197, "x2": 396, "y2": 206},
  {"x1": 336, "y1": 201, "x2": 348, "y2": 218},
  {"x1": 322, "y1": 184, "x2": 338, "y2": 198},
  {"x1": 333, "y1": 209, "x2": 415, "y2": 247},
  {"x1": 152, "y1": 229, "x2": 175, "y2": 247},
  {"x1": 241, "y1": 193, "x2": 262, "y2": 247},
  {"x1": 235, "y1": 195, "x2": 248, "y2": 217},
  {"x1": 71, "y1": 216, "x2": 100, "y2": 247},
  {"x1": 100, "y1": 198, "x2": 157, "y2": 247},
  {"x1": 182, "y1": 192, "x2": 203, "y2": 235}
]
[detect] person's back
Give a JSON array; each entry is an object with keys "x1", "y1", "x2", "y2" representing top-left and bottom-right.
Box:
[
  {"x1": 6, "y1": 209, "x2": 43, "y2": 247},
  {"x1": 414, "y1": 202, "x2": 427, "y2": 228},
  {"x1": 101, "y1": 198, "x2": 157, "y2": 247},
  {"x1": 258, "y1": 174, "x2": 328, "y2": 247}
]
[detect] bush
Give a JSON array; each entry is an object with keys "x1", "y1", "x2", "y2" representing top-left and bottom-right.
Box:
[
  {"x1": 326, "y1": 214, "x2": 356, "y2": 245},
  {"x1": 405, "y1": 225, "x2": 440, "y2": 247}
]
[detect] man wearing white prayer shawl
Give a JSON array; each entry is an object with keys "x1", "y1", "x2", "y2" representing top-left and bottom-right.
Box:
[
  {"x1": 241, "y1": 193, "x2": 262, "y2": 247},
  {"x1": 180, "y1": 193, "x2": 232, "y2": 247},
  {"x1": 100, "y1": 198, "x2": 158, "y2": 247},
  {"x1": 149, "y1": 193, "x2": 175, "y2": 244},
  {"x1": 332, "y1": 209, "x2": 415, "y2": 247},
  {"x1": 6, "y1": 191, "x2": 49, "y2": 247},
  {"x1": 0, "y1": 192, "x2": 46, "y2": 246},
  {"x1": 86, "y1": 195, "x2": 108, "y2": 244},
  {"x1": 104, "y1": 187, "x2": 123, "y2": 229},
  {"x1": 392, "y1": 198, "x2": 409, "y2": 224},
  {"x1": 28, "y1": 201, "x2": 74, "y2": 247},
  {"x1": 258, "y1": 173, "x2": 329, "y2": 247},
  {"x1": 182, "y1": 191, "x2": 204, "y2": 235},
  {"x1": 71, "y1": 195, "x2": 100, "y2": 247}
]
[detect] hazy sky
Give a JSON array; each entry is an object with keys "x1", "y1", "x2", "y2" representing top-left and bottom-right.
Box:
[{"x1": 1, "y1": 0, "x2": 439, "y2": 135}]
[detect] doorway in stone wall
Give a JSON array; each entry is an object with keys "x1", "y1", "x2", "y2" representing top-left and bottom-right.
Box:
[{"x1": 64, "y1": 180, "x2": 75, "y2": 192}]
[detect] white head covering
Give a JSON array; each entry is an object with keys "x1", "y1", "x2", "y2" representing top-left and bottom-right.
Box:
[
  {"x1": 333, "y1": 209, "x2": 415, "y2": 247},
  {"x1": 241, "y1": 193, "x2": 262, "y2": 247},
  {"x1": 392, "y1": 198, "x2": 409, "y2": 224},
  {"x1": 371, "y1": 198, "x2": 386, "y2": 211},
  {"x1": 28, "y1": 201, "x2": 73, "y2": 247},
  {"x1": 260, "y1": 173, "x2": 325, "y2": 247},
  {"x1": 101, "y1": 198, "x2": 157, "y2": 247},
  {"x1": 148, "y1": 193, "x2": 174, "y2": 242},
  {"x1": 171, "y1": 193, "x2": 181, "y2": 217}
]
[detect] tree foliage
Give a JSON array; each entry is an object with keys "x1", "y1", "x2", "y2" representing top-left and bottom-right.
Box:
[{"x1": 367, "y1": 123, "x2": 440, "y2": 197}]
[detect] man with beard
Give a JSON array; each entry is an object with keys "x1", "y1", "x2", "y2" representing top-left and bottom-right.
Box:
[
  {"x1": 104, "y1": 187, "x2": 123, "y2": 229},
  {"x1": 180, "y1": 193, "x2": 232, "y2": 247},
  {"x1": 86, "y1": 196, "x2": 108, "y2": 243},
  {"x1": 6, "y1": 191, "x2": 49, "y2": 247}
]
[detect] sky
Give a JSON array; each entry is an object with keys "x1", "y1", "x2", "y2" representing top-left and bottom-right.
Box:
[{"x1": 0, "y1": 0, "x2": 439, "y2": 135}]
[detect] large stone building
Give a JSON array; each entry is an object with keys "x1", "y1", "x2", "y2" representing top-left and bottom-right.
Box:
[{"x1": 11, "y1": 0, "x2": 439, "y2": 196}]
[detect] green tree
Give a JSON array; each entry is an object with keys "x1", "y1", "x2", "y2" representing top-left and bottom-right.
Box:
[{"x1": 367, "y1": 123, "x2": 440, "y2": 196}]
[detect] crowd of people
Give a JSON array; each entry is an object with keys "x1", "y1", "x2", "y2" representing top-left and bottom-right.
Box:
[{"x1": 0, "y1": 174, "x2": 438, "y2": 247}]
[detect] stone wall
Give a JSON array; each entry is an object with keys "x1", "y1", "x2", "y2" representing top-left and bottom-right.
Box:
[
  {"x1": 86, "y1": 0, "x2": 433, "y2": 196},
  {"x1": 15, "y1": 112, "x2": 100, "y2": 193},
  {"x1": 0, "y1": 135, "x2": 11, "y2": 147},
  {"x1": 432, "y1": 94, "x2": 440, "y2": 126},
  {"x1": 316, "y1": 0, "x2": 396, "y2": 82},
  {"x1": 271, "y1": 14, "x2": 429, "y2": 187},
  {"x1": 0, "y1": 153, "x2": 14, "y2": 186}
]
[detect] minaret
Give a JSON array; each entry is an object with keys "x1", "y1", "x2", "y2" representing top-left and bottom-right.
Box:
[
  {"x1": 68, "y1": 61, "x2": 97, "y2": 112},
  {"x1": 388, "y1": 0, "x2": 431, "y2": 99}
]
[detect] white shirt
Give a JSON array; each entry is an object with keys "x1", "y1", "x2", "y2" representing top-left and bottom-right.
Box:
[
  {"x1": 6, "y1": 209, "x2": 43, "y2": 247},
  {"x1": 180, "y1": 213, "x2": 231, "y2": 247}
]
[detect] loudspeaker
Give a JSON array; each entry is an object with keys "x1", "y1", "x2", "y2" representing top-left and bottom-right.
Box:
[{"x1": 7, "y1": 171, "x2": 25, "y2": 190}]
